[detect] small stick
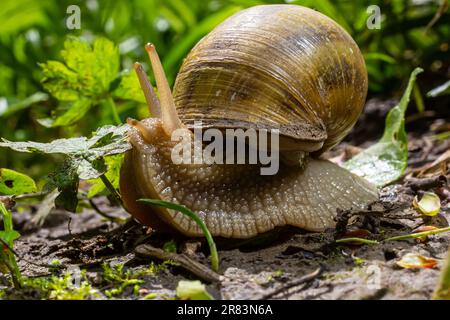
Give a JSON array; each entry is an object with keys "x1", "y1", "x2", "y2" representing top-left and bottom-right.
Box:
[
  {"x1": 259, "y1": 267, "x2": 323, "y2": 300},
  {"x1": 134, "y1": 244, "x2": 222, "y2": 283},
  {"x1": 405, "y1": 175, "x2": 447, "y2": 191}
]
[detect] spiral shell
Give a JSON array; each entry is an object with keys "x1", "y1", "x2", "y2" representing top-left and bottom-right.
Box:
[{"x1": 173, "y1": 5, "x2": 368, "y2": 153}]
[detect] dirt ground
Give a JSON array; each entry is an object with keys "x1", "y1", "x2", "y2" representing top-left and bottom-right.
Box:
[{"x1": 1, "y1": 96, "x2": 450, "y2": 300}]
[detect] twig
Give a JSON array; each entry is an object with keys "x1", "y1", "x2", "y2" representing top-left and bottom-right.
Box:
[
  {"x1": 134, "y1": 244, "x2": 222, "y2": 283},
  {"x1": 405, "y1": 175, "x2": 448, "y2": 191},
  {"x1": 259, "y1": 267, "x2": 323, "y2": 300}
]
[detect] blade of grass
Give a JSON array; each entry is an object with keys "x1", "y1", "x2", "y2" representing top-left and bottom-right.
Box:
[
  {"x1": 384, "y1": 226, "x2": 450, "y2": 242},
  {"x1": 138, "y1": 199, "x2": 219, "y2": 272},
  {"x1": 335, "y1": 238, "x2": 380, "y2": 245}
]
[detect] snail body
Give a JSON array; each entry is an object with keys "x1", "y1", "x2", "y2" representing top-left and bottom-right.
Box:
[{"x1": 120, "y1": 5, "x2": 378, "y2": 239}]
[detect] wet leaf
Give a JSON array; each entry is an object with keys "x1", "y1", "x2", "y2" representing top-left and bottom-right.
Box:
[
  {"x1": 396, "y1": 253, "x2": 438, "y2": 269},
  {"x1": 176, "y1": 280, "x2": 213, "y2": 300},
  {"x1": 345, "y1": 68, "x2": 423, "y2": 187},
  {"x1": 413, "y1": 192, "x2": 441, "y2": 216},
  {"x1": 0, "y1": 125, "x2": 130, "y2": 211},
  {"x1": 0, "y1": 168, "x2": 37, "y2": 195}
]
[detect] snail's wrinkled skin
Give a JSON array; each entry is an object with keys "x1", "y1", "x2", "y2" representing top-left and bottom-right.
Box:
[
  {"x1": 120, "y1": 119, "x2": 378, "y2": 239},
  {"x1": 174, "y1": 5, "x2": 368, "y2": 153}
]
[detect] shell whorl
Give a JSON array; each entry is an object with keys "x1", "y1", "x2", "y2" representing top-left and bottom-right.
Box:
[{"x1": 173, "y1": 5, "x2": 368, "y2": 153}]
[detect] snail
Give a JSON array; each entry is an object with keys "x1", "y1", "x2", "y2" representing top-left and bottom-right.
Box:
[{"x1": 120, "y1": 4, "x2": 378, "y2": 239}]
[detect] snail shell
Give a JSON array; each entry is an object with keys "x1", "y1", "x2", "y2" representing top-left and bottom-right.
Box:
[{"x1": 174, "y1": 5, "x2": 368, "y2": 153}]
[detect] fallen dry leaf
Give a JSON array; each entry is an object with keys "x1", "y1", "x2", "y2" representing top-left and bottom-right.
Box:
[{"x1": 396, "y1": 253, "x2": 438, "y2": 269}]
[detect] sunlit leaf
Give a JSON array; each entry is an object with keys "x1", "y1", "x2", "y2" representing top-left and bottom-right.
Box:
[
  {"x1": 176, "y1": 280, "x2": 213, "y2": 300},
  {"x1": 113, "y1": 71, "x2": 146, "y2": 104},
  {"x1": 413, "y1": 192, "x2": 441, "y2": 217},
  {"x1": 0, "y1": 168, "x2": 37, "y2": 195},
  {"x1": 345, "y1": 68, "x2": 423, "y2": 187},
  {"x1": 396, "y1": 253, "x2": 438, "y2": 269},
  {"x1": 39, "y1": 37, "x2": 120, "y2": 127}
]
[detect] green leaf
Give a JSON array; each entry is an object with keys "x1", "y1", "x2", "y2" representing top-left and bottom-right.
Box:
[
  {"x1": 113, "y1": 71, "x2": 146, "y2": 104},
  {"x1": 0, "y1": 168, "x2": 37, "y2": 195},
  {"x1": 427, "y1": 80, "x2": 450, "y2": 98},
  {"x1": 139, "y1": 199, "x2": 219, "y2": 272},
  {"x1": 39, "y1": 36, "x2": 120, "y2": 127},
  {"x1": 87, "y1": 154, "x2": 124, "y2": 198},
  {"x1": 176, "y1": 280, "x2": 213, "y2": 300},
  {"x1": 0, "y1": 125, "x2": 130, "y2": 212},
  {"x1": 0, "y1": 125, "x2": 130, "y2": 158},
  {"x1": 344, "y1": 68, "x2": 423, "y2": 187},
  {"x1": 38, "y1": 98, "x2": 93, "y2": 128}
]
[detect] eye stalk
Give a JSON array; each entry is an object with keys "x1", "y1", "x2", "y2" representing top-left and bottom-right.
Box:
[{"x1": 133, "y1": 44, "x2": 184, "y2": 137}]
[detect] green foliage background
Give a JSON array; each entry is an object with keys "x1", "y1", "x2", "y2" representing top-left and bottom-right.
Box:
[{"x1": 0, "y1": 0, "x2": 449, "y2": 181}]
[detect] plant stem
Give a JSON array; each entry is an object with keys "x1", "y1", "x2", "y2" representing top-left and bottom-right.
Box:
[
  {"x1": 106, "y1": 97, "x2": 121, "y2": 125},
  {"x1": 138, "y1": 199, "x2": 219, "y2": 272},
  {"x1": 100, "y1": 174, "x2": 123, "y2": 207},
  {"x1": 336, "y1": 227, "x2": 450, "y2": 247}
]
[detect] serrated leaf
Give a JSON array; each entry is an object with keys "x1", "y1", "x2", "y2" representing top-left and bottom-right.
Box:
[
  {"x1": 0, "y1": 124, "x2": 130, "y2": 158},
  {"x1": 39, "y1": 36, "x2": 120, "y2": 126},
  {"x1": 176, "y1": 280, "x2": 213, "y2": 300},
  {"x1": 345, "y1": 68, "x2": 423, "y2": 187},
  {"x1": 0, "y1": 168, "x2": 37, "y2": 195},
  {"x1": 0, "y1": 125, "x2": 130, "y2": 211}
]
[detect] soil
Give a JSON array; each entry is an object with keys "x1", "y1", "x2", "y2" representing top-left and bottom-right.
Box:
[{"x1": 1, "y1": 96, "x2": 449, "y2": 300}]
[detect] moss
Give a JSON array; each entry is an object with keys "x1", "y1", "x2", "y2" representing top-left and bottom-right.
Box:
[{"x1": 102, "y1": 261, "x2": 168, "y2": 298}]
